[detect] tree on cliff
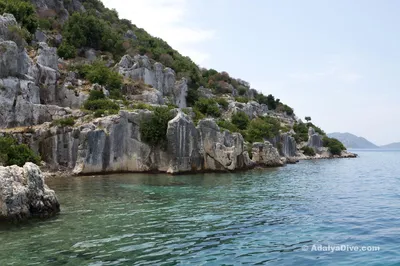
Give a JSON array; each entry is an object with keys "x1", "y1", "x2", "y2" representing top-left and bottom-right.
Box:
[{"x1": 305, "y1": 116, "x2": 312, "y2": 123}]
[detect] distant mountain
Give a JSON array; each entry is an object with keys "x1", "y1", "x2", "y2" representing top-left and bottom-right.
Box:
[
  {"x1": 380, "y1": 143, "x2": 400, "y2": 149},
  {"x1": 327, "y1": 132, "x2": 379, "y2": 149}
]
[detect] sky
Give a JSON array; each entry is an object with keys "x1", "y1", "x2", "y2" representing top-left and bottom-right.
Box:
[{"x1": 102, "y1": 0, "x2": 400, "y2": 145}]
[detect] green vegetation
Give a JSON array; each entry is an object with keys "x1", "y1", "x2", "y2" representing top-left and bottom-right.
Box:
[
  {"x1": 302, "y1": 146, "x2": 316, "y2": 156},
  {"x1": 60, "y1": 13, "x2": 123, "y2": 56},
  {"x1": 293, "y1": 122, "x2": 326, "y2": 143},
  {"x1": 194, "y1": 98, "x2": 221, "y2": 118},
  {"x1": 132, "y1": 102, "x2": 154, "y2": 111},
  {"x1": 245, "y1": 116, "x2": 281, "y2": 143},
  {"x1": 0, "y1": 136, "x2": 40, "y2": 166},
  {"x1": 238, "y1": 86, "x2": 247, "y2": 96},
  {"x1": 75, "y1": 62, "x2": 123, "y2": 99},
  {"x1": 323, "y1": 136, "x2": 346, "y2": 156},
  {"x1": 305, "y1": 116, "x2": 312, "y2": 122},
  {"x1": 215, "y1": 98, "x2": 229, "y2": 110},
  {"x1": 84, "y1": 90, "x2": 120, "y2": 117},
  {"x1": 0, "y1": 0, "x2": 38, "y2": 33},
  {"x1": 231, "y1": 111, "x2": 250, "y2": 130},
  {"x1": 235, "y1": 96, "x2": 249, "y2": 103},
  {"x1": 217, "y1": 120, "x2": 239, "y2": 133},
  {"x1": 140, "y1": 107, "x2": 174, "y2": 149},
  {"x1": 51, "y1": 117, "x2": 75, "y2": 127},
  {"x1": 57, "y1": 42, "x2": 77, "y2": 59}
]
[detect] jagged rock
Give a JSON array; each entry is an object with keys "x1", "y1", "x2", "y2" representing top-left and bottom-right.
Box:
[
  {"x1": 251, "y1": 141, "x2": 284, "y2": 167},
  {"x1": 34, "y1": 30, "x2": 48, "y2": 43},
  {"x1": 173, "y1": 78, "x2": 188, "y2": 108},
  {"x1": 124, "y1": 30, "x2": 137, "y2": 40},
  {"x1": 31, "y1": 0, "x2": 84, "y2": 24},
  {"x1": 118, "y1": 55, "x2": 176, "y2": 96},
  {"x1": 0, "y1": 163, "x2": 60, "y2": 222},
  {"x1": 37, "y1": 42, "x2": 58, "y2": 70},
  {"x1": 280, "y1": 133, "x2": 297, "y2": 157},
  {"x1": 0, "y1": 13, "x2": 17, "y2": 41},
  {"x1": 167, "y1": 111, "x2": 202, "y2": 173},
  {"x1": 198, "y1": 87, "x2": 214, "y2": 99},
  {"x1": 308, "y1": 127, "x2": 323, "y2": 149},
  {"x1": 228, "y1": 101, "x2": 268, "y2": 119},
  {"x1": 198, "y1": 119, "x2": 250, "y2": 171},
  {"x1": 130, "y1": 89, "x2": 164, "y2": 105},
  {"x1": 0, "y1": 41, "x2": 19, "y2": 78}
]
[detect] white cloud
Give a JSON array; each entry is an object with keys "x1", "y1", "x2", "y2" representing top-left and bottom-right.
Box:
[{"x1": 101, "y1": 0, "x2": 215, "y2": 64}]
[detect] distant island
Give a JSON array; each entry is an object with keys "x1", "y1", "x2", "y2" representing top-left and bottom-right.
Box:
[{"x1": 328, "y1": 133, "x2": 400, "y2": 149}]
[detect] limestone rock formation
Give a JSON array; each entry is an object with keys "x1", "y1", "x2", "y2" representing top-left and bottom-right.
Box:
[
  {"x1": 0, "y1": 163, "x2": 60, "y2": 222},
  {"x1": 251, "y1": 141, "x2": 284, "y2": 167},
  {"x1": 307, "y1": 127, "x2": 323, "y2": 149},
  {"x1": 117, "y1": 55, "x2": 188, "y2": 107}
]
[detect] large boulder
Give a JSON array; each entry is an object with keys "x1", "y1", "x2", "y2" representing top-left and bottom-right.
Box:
[
  {"x1": 252, "y1": 141, "x2": 284, "y2": 167},
  {"x1": 0, "y1": 163, "x2": 60, "y2": 222}
]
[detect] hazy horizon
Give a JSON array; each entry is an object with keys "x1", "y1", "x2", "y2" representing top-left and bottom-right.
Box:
[{"x1": 102, "y1": 0, "x2": 399, "y2": 145}]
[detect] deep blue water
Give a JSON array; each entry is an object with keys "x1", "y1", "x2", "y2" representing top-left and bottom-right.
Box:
[{"x1": 1, "y1": 150, "x2": 400, "y2": 265}]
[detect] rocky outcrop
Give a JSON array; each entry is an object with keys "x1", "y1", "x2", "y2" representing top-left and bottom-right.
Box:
[
  {"x1": 117, "y1": 55, "x2": 187, "y2": 107},
  {"x1": 198, "y1": 119, "x2": 252, "y2": 171},
  {"x1": 166, "y1": 112, "x2": 202, "y2": 173},
  {"x1": 31, "y1": 0, "x2": 85, "y2": 24},
  {"x1": 307, "y1": 127, "x2": 323, "y2": 149},
  {"x1": 280, "y1": 133, "x2": 297, "y2": 157},
  {"x1": 227, "y1": 101, "x2": 269, "y2": 119},
  {"x1": 0, "y1": 163, "x2": 60, "y2": 222},
  {"x1": 251, "y1": 142, "x2": 284, "y2": 167}
]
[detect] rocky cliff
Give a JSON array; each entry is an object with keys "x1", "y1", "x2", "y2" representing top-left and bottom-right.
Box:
[{"x1": 0, "y1": 5, "x2": 355, "y2": 176}]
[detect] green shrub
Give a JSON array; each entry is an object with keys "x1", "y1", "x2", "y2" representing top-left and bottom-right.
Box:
[
  {"x1": 77, "y1": 62, "x2": 123, "y2": 99},
  {"x1": 88, "y1": 90, "x2": 106, "y2": 101},
  {"x1": 84, "y1": 98, "x2": 120, "y2": 117},
  {"x1": 323, "y1": 137, "x2": 346, "y2": 156},
  {"x1": 302, "y1": 146, "x2": 316, "y2": 156},
  {"x1": 307, "y1": 122, "x2": 326, "y2": 136},
  {"x1": 217, "y1": 120, "x2": 238, "y2": 133},
  {"x1": 235, "y1": 96, "x2": 249, "y2": 103},
  {"x1": 57, "y1": 43, "x2": 77, "y2": 59},
  {"x1": 293, "y1": 123, "x2": 309, "y2": 142},
  {"x1": 0, "y1": 136, "x2": 40, "y2": 166},
  {"x1": 194, "y1": 98, "x2": 221, "y2": 118},
  {"x1": 245, "y1": 117, "x2": 281, "y2": 143},
  {"x1": 51, "y1": 117, "x2": 75, "y2": 127},
  {"x1": 140, "y1": 107, "x2": 174, "y2": 149},
  {"x1": 231, "y1": 111, "x2": 250, "y2": 130},
  {"x1": 38, "y1": 18, "x2": 52, "y2": 30},
  {"x1": 238, "y1": 86, "x2": 247, "y2": 96},
  {"x1": 61, "y1": 13, "x2": 122, "y2": 55},
  {"x1": 215, "y1": 97, "x2": 229, "y2": 110},
  {"x1": 0, "y1": 0, "x2": 38, "y2": 34}
]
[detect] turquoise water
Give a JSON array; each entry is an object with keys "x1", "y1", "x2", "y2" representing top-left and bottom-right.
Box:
[{"x1": 1, "y1": 151, "x2": 400, "y2": 265}]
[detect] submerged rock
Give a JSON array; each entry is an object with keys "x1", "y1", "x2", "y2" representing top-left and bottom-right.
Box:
[{"x1": 0, "y1": 163, "x2": 60, "y2": 222}]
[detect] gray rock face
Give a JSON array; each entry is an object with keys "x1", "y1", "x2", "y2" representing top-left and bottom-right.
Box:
[
  {"x1": 31, "y1": 0, "x2": 84, "y2": 23},
  {"x1": 198, "y1": 119, "x2": 251, "y2": 171},
  {"x1": 228, "y1": 101, "x2": 268, "y2": 119},
  {"x1": 198, "y1": 87, "x2": 214, "y2": 99},
  {"x1": 14, "y1": 112, "x2": 259, "y2": 174},
  {"x1": 37, "y1": 42, "x2": 58, "y2": 70},
  {"x1": 118, "y1": 54, "x2": 187, "y2": 106},
  {"x1": 0, "y1": 13, "x2": 17, "y2": 41},
  {"x1": 308, "y1": 127, "x2": 323, "y2": 149},
  {"x1": 280, "y1": 133, "x2": 297, "y2": 157},
  {"x1": 173, "y1": 78, "x2": 188, "y2": 108},
  {"x1": 124, "y1": 30, "x2": 137, "y2": 40},
  {"x1": 251, "y1": 141, "x2": 284, "y2": 167},
  {"x1": 167, "y1": 112, "x2": 202, "y2": 173},
  {"x1": 0, "y1": 163, "x2": 60, "y2": 221},
  {"x1": 34, "y1": 30, "x2": 48, "y2": 43},
  {"x1": 0, "y1": 41, "x2": 19, "y2": 78}
]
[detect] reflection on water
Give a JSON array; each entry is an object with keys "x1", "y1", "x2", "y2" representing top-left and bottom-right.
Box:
[{"x1": 1, "y1": 151, "x2": 400, "y2": 265}]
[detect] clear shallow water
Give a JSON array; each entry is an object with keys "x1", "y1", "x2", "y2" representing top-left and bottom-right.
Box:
[{"x1": 1, "y1": 151, "x2": 400, "y2": 265}]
